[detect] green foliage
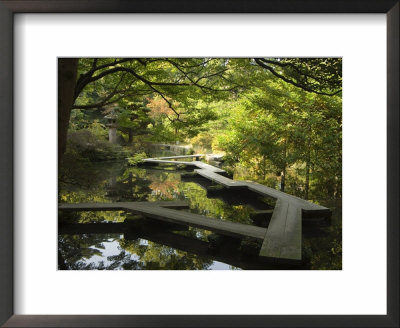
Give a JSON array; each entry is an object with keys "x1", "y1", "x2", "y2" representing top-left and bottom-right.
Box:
[
  {"x1": 61, "y1": 57, "x2": 342, "y2": 270},
  {"x1": 254, "y1": 58, "x2": 342, "y2": 96},
  {"x1": 146, "y1": 120, "x2": 177, "y2": 143},
  {"x1": 59, "y1": 156, "x2": 341, "y2": 269},
  {"x1": 87, "y1": 120, "x2": 108, "y2": 138},
  {"x1": 127, "y1": 152, "x2": 148, "y2": 166},
  {"x1": 68, "y1": 59, "x2": 341, "y2": 199},
  {"x1": 212, "y1": 78, "x2": 341, "y2": 200},
  {"x1": 190, "y1": 132, "x2": 214, "y2": 152},
  {"x1": 114, "y1": 100, "x2": 152, "y2": 142},
  {"x1": 303, "y1": 200, "x2": 342, "y2": 269},
  {"x1": 65, "y1": 130, "x2": 125, "y2": 162}
]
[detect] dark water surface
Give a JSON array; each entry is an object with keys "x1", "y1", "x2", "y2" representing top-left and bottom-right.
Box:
[{"x1": 58, "y1": 158, "x2": 342, "y2": 270}]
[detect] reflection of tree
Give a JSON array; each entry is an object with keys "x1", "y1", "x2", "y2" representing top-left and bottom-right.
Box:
[
  {"x1": 58, "y1": 162, "x2": 308, "y2": 270},
  {"x1": 59, "y1": 160, "x2": 123, "y2": 192},
  {"x1": 59, "y1": 165, "x2": 153, "y2": 224},
  {"x1": 59, "y1": 161, "x2": 126, "y2": 224},
  {"x1": 60, "y1": 211, "x2": 311, "y2": 269},
  {"x1": 58, "y1": 232, "x2": 213, "y2": 270},
  {"x1": 303, "y1": 199, "x2": 342, "y2": 270},
  {"x1": 144, "y1": 170, "x2": 257, "y2": 225},
  {"x1": 106, "y1": 167, "x2": 152, "y2": 202},
  {"x1": 58, "y1": 233, "x2": 117, "y2": 269},
  {"x1": 119, "y1": 238, "x2": 213, "y2": 270},
  {"x1": 59, "y1": 162, "x2": 153, "y2": 204},
  {"x1": 146, "y1": 170, "x2": 182, "y2": 200},
  {"x1": 177, "y1": 181, "x2": 254, "y2": 225},
  {"x1": 106, "y1": 250, "x2": 143, "y2": 270},
  {"x1": 149, "y1": 179, "x2": 180, "y2": 199}
]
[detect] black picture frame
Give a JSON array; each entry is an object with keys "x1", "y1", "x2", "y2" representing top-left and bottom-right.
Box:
[{"x1": 0, "y1": 1, "x2": 398, "y2": 327}]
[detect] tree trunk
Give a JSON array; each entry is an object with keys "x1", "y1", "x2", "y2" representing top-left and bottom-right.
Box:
[
  {"x1": 305, "y1": 151, "x2": 310, "y2": 200},
  {"x1": 128, "y1": 129, "x2": 133, "y2": 143},
  {"x1": 280, "y1": 141, "x2": 287, "y2": 192},
  {"x1": 280, "y1": 168, "x2": 286, "y2": 192},
  {"x1": 304, "y1": 125, "x2": 312, "y2": 200},
  {"x1": 262, "y1": 154, "x2": 266, "y2": 180},
  {"x1": 58, "y1": 58, "x2": 78, "y2": 164}
]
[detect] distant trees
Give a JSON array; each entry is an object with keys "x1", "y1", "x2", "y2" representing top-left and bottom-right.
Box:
[{"x1": 113, "y1": 100, "x2": 152, "y2": 144}]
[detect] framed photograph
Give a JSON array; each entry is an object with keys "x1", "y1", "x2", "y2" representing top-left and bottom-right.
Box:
[{"x1": 1, "y1": 1, "x2": 398, "y2": 327}]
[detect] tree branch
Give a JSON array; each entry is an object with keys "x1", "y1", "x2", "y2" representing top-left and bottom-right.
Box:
[
  {"x1": 74, "y1": 58, "x2": 135, "y2": 100},
  {"x1": 254, "y1": 58, "x2": 341, "y2": 96}
]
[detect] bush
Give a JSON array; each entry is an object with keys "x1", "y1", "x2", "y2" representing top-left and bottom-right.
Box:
[
  {"x1": 65, "y1": 130, "x2": 125, "y2": 162},
  {"x1": 190, "y1": 132, "x2": 214, "y2": 152},
  {"x1": 127, "y1": 152, "x2": 148, "y2": 166}
]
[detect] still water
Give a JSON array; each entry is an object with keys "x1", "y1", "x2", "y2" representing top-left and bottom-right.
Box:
[{"x1": 58, "y1": 158, "x2": 341, "y2": 270}]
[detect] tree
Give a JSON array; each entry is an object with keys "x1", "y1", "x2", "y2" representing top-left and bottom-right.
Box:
[
  {"x1": 214, "y1": 69, "x2": 341, "y2": 198},
  {"x1": 113, "y1": 100, "x2": 152, "y2": 144},
  {"x1": 58, "y1": 58, "x2": 79, "y2": 161},
  {"x1": 58, "y1": 58, "x2": 237, "y2": 162}
]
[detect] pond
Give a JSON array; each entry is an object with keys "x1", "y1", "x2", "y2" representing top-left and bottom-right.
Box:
[{"x1": 58, "y1": 156, "x2": 342, "y2": 270}]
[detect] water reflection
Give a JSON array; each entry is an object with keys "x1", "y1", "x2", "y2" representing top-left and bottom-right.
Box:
[{"x1": 58, "y1": 160, "x2": 341, "y2": 270}]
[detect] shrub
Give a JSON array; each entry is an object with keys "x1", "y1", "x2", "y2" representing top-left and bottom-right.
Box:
[
  {"x1": 65, "y1": 130, "x2": 124, "y2": 162},
  {"x1": 127, "y1": 152, "x2": 148, "y2": 166}
]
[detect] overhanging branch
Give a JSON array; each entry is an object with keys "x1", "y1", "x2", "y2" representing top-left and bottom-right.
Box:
[{"x1": 254, "y1": 58, "x2": 341, "y2": 96}]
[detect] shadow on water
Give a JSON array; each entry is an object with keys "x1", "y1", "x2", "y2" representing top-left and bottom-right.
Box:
[{"x1": 58, "y1": 159, "x2": 341, "y2": 270}]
